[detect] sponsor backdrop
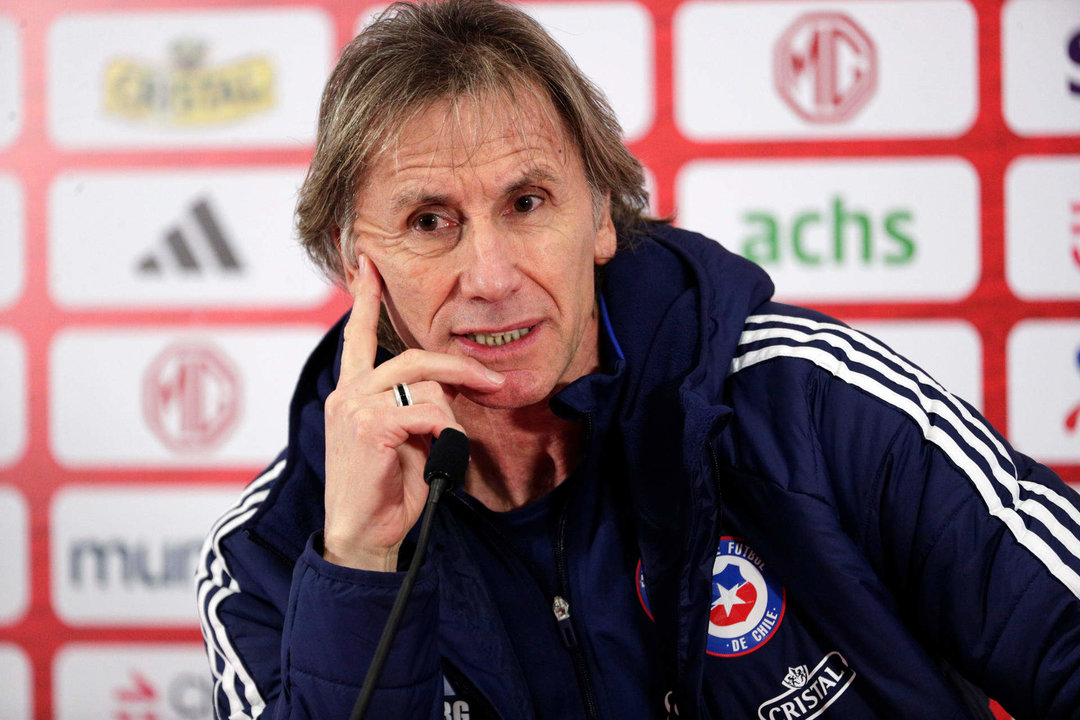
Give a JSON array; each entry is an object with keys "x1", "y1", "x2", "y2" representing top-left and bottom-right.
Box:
[{"x1": 0, "y1": 0, "x2": 1077, "y2": 717}]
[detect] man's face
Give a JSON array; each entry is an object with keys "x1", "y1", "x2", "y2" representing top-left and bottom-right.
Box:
[{"x1": 346, "y1": 91, "x2": 617, "y2": 409}]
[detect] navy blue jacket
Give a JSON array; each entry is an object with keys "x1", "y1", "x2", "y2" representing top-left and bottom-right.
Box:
[{"x1": 198, "y1": 225, "x2": 1080, "y2": 719}]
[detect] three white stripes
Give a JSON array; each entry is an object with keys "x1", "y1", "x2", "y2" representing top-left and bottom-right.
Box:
[
  {"x1": 197, "y1": 459, "x2": 285, "y2": 720},
  {"x1": 731, "y1": 314, "x2": 1080, "y2": 599}
]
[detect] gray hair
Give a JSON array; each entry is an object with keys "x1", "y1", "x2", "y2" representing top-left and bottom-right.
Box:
[{"x1": 295, "y1": 0, "x2": 650, "y2": 288}]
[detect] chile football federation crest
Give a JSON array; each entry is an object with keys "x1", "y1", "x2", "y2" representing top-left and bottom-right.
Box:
[{"x1": 707, "y1": 537, "x2": 785, "y2": 657}]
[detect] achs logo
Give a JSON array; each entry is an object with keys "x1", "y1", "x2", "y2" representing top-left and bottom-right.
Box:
[
  {"x1": 707, "y1": 537, "x2": 785, "y2": 657},
  {"x1": 757, "y1": 652, "x2": 855, "y2": 720},
  {"x1": 113, "y1": 669, "x2": 212, "y2": 719},
  {"x1": 137, "y1": 197, "x2": 243, "y2": 276},
  {"x1": 741, "y1": 196, "x2": 915, "y2": 269},
  {"x1": 774, "y1": 12, "x2": 877, "y2": 123},
  {"x1": 103, "y1": 38, "x2": 274, "y2": 126},
  {"x1": 142, "y1": 342, "x2": 242, "y2": 453}
]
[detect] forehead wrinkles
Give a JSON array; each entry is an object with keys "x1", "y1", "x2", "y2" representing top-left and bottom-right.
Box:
[{"x1": 382, "y1": 89, "x2": 572, "y2": 183}]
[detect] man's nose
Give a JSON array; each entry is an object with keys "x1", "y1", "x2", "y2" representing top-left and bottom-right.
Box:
[{"x1": 456, "y1": 220, "x2": 523, "y2": 302}]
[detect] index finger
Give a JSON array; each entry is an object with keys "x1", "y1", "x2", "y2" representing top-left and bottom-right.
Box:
[{"x1": 340, "y1": 254, "x2": 382, "y2": 386}]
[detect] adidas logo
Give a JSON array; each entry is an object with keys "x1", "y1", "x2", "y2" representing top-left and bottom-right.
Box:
[{"x1": 137, "y1": 197, "x2": 243, "y2": 275}]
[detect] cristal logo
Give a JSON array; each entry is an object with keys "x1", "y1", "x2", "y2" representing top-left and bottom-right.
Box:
[
  {"x1": 103, "y1": 38, "x2": 275, "y2": 126},
  {"x1": 757, "y1": 652, "x2": 856, "y2": 720},
  {"x1": 142, "y1": 343, "x2": 242, "y2": 453},
  {"x1": 741, "y1": 197, "x2": 915, "y2": 269},
  {"x1": 774, "y1": 12, "x2": 877, "y2": 123},
  {"x1": 782, "y1": 665, "x2": 809, "y2": 690},
  {"x1": 113, "y1": 669, "x2": 212, "y2": 719}
]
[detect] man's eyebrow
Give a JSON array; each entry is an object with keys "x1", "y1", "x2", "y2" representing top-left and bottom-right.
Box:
[
  {"x1": 389, "y1": 190, "x2": 454, "y2": 216},
  {"x1": 501, "y1": 166, "x2": 562, "y2": 198},
  {"x1": 388, "y1": 166, "x2": 564, "y2": 215}
]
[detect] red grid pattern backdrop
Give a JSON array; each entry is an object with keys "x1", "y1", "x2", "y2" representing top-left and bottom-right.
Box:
[{"x1": 0, "y1": 0, "x2": 1077, "y2": 717}]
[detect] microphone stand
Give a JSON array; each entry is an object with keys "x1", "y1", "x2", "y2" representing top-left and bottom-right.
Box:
[{"x1": 349, "y1": 429, "x2": 470, "y2": 720}]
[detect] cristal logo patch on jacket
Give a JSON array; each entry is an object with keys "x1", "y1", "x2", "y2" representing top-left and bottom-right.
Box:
[
  {"x1": 707, "y1": 537, "x2": 785, "y2": 656},
  {"x1": 757, "y1": 652, "x2": 855, "y2": 720}
]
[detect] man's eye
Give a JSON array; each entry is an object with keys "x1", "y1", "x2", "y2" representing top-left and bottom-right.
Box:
[
  {"x1": 413, "y1": 213, "x2": 445, "y2": 232},
  {"x1": 512, "y1": 195, "x2": 542, "y2": 213}
]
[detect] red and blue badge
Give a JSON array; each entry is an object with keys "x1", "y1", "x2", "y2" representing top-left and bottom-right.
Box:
[
  {"x1": 706, "y1": 537, "x2": 785, "y2": 657},
  {"x1": 636, "y1": 537, "x2": 785, "y2": 657}
]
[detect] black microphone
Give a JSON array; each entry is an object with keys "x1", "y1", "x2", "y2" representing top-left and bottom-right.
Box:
[
  {"x1": 423, "y1": 427, "x2": 470, "y2": 493},
  {"x1": 350, "y1": 428, "x2": 470, "y2": 720}
]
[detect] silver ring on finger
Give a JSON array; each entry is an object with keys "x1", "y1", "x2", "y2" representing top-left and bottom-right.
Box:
[{"x1": 392, "y1": 382, "x2": 413, "y2": 408}]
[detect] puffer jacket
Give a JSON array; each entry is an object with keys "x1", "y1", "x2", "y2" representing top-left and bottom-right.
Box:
[{"x1": 198, "y1": 224, "x2": 1080, "y2": 719}]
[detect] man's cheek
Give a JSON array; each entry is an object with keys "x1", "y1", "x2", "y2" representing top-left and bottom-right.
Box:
[{"x1": 383, "y1": 292, "x2": 429, "y2": 347}]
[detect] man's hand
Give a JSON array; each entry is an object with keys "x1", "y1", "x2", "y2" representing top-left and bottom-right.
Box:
[{"x1": 321, "y1": 254, "x2": 504, "y2": 571}]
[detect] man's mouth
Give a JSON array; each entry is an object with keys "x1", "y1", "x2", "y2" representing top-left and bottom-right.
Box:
[{"x1": 464, "y1": 326, "x2": 532, "y2": 347}]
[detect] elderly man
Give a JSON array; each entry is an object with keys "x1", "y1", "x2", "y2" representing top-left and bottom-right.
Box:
[{"x1": 197, "y1": 1, "x2": 1080, "y2": 718}]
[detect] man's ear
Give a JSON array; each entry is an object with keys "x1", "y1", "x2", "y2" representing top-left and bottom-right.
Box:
[
  {"x1": 593, "y1": 194, "x2": 617, "y2": 266},
  {"x1": 335, "y1": 226, "x2": 359, "y2": 286}
]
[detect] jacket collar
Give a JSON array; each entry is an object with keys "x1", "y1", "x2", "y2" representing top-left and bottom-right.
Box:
[{"x1": 595, "y1": 225, "x2": 773, "y2": 714}]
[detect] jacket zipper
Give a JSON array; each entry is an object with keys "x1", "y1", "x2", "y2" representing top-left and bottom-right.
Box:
[
  {"x1": 553, "y1": 491, "x2": 602, "y2": 720},
  {"x1": 446, "y1": 411, "x2": 603, "y2": 719}
]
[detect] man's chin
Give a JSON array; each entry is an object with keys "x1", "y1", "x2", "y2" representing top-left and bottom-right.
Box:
[{"x1": 457, "y1": 377, "x2": 551, "y2": 411}]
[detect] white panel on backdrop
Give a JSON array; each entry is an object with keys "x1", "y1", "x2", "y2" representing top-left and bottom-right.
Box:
[
  {"x1": 47, "y1": 9, "x2": 333, "y2": 149},
  {"x1": 676, "y1": 158, "x2": 980, "y2": 302},
  {"x1": 50, "y1": 169, "x2": 331, "y2": 309},
  {"x1": 49, "y1": 326, "x2": 322, "y2": 467},
  {"x1": 1008, "y1": 321, "x2": 1080, "y2": 465},
  {"x1": 1006, "y1": 156, "x2": 1080, "y2": 300},
  {"x1": 55, "y1": 644, "x2": 211, "y2": 719},
  {"x1": 674, "y1": 0, "x2": 977, "y2": 140},
  {"x1": 52, "y1": 486, "x2": 244, "y2": 626},
  {"x1": 0, "y1": 644, "x2": 31, "y2": 720},
  {"x1": 0, "y1": 487, "x2": 28, "y2": 625},
  {"x1": 0, "y1": 330, "x2": 26, "y2": 468},
  {"x1": 0, "y1": 17, "x2": 21, "y2": 149},
  {"x1": 852, "y1": 320, "x2": 983, "y2": 412},
  {"x1": 354, "y1": 2, "x2": 654, "y2": 142},
  {"x1": 642, "y1": 165, "x2": 658, "y2": 217},
  {"x1": 518, "y1": 3, "x2": 654, "y2": 142},
  {"x1": 0, "y1": 175, "x2": 24, "y2": 310},
  {"x1": 1002, "y1": 0, "x2": 1080, "y2": 137}
]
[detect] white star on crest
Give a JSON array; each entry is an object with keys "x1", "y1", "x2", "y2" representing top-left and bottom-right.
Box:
[{"x1": 712, "y1": 581, "x2": 748, "y2": 615}]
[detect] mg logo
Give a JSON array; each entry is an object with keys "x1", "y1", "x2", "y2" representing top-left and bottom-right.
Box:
[
  {"x1": 774, "y1": 12, "x2": 877, "y2": 123},
  {"x1": 142, "y1": 343, "x2": 241, "y2": 453}
]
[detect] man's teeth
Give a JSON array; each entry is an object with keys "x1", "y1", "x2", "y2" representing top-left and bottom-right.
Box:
[{"x1": 466, "y1": 327, "x2": 531, "y2": 347}]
